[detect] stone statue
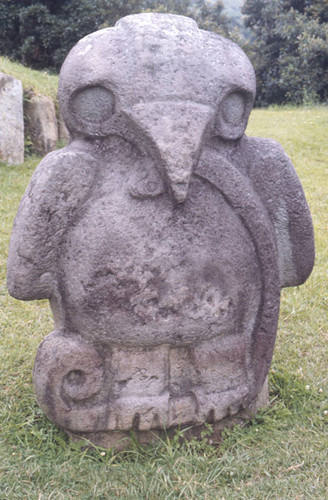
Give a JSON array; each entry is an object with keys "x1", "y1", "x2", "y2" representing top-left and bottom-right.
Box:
[{"x1": 7, "y1": 14, "x2": 314, "y2": 449}]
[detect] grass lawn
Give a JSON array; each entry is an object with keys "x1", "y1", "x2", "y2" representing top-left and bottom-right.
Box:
[
  {"x1": 0, "y1": 106, "x2": 327, "y2": 499},
  {"x1": 0, "y1": 56, "x2": 59, "y2": 101}
]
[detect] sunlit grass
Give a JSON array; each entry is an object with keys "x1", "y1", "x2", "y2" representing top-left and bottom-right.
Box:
[
  {"x1": 0, "y1": 56, "x2": 58, "y2": 100},
  {"x1": 0, "y1": 107, "x2": 327, "y2": 499}
]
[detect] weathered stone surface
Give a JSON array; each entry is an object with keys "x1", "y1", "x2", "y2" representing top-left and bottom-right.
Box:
[
  {"x1": 25, "y1": 94, "x2": 58, "y2": 155},
  {"x1": 7, "y1": 13, "x2": 315, "y2": 449},
  {"x1": 0, "y1": 72, "x2": 24, "y2": 165},
  {"x1": 57, "y1": 111, "x2": 69, "y2": 144}
]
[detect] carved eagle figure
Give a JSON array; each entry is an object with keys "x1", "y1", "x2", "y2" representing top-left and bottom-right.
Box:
[{"x1": 7, "y1": 14, "x2": 314, "y2": 444}]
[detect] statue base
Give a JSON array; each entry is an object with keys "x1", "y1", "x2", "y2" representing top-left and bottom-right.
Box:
[{"x1": 66, "y1": 379, "x2": 267, "y2": 450}]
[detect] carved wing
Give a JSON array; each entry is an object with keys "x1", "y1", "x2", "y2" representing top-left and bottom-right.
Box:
[
  {"x1": 7, "y1": 148, "x2": 99, "y2": 300},
  {"x1": 246, "y1": 137, "x2": 315, "y2": 287}
]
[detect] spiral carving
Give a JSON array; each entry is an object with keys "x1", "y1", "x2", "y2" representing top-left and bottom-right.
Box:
[{"x1": 33, "y1": 331, "x2": 105, "y2": 431}]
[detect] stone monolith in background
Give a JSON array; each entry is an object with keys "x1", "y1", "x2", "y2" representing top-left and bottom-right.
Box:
[
  {"x1": 7, "y1": 13, "x2": 315, "y2": 449},
  {"x1": 0, "y1": 72, "x2": 24, "y2": 165},
  {"x1": 25, "y1": 94, "x2": 58, "y2": 155}
]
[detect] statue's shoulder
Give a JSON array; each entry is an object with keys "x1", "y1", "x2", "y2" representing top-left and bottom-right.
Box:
[
  {"x1": 244, "y1": 135, "x2": 301, "y2": 189},
  {"x1": 245, "y1": 136, "x2": 290, "y2": 165}
]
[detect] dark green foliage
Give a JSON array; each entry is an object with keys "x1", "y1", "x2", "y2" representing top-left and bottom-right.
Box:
[
  {"x1": 100, "y1": 0, "x2": 229, "y2": 35},
  {"x1": 0, "y1": 1, "x2": 22, "y2": 59},
  {"x1": 0, "y1": 0, "x2": 227, "y2": 71},
  {"x1": 243, "y1": 0, "x2": 328, "y2": 105},
  {"x1": 0, "y1": 0, "x2": 105, "y2": 70}
]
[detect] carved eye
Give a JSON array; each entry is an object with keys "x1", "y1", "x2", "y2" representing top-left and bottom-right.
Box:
[
  {"x1": 71, "y1": 86, "x2": 114, "y2": 123},
  {"x1": 221, "y1": 92, "x2": 246, "y2": 125},
  {"x1": 215, "y1": 90, "x2": 252, "y2": 140}
]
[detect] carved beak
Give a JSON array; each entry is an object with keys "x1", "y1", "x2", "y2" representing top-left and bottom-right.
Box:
[{"x1": 130, "y1": 101, "x2": 212, "y2": 203}]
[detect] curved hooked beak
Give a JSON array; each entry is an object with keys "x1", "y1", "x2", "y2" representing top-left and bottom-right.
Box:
[{"x1": 129, "y1": 101, "x2": 212, "y2": 203}]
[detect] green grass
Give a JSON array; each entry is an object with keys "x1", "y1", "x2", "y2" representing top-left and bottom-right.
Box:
[
  {"x1": 1, "y1": 107, "x2": 327, "y2": 499},
  {"x1": 0, "y1": 56, "x2": 59, "y2": 100}
]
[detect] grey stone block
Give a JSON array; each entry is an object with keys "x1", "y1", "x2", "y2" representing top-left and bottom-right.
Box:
[
  {"x1": 25, "y1": 94, "x2": 58, "y2": 155},
  {"x1": 0, "y1": 72, "x2": 24, "y2": 165}
]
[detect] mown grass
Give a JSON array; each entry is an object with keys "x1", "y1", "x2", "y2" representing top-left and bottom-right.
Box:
[
  {"x1": 0, "y1": 56, "x2": 59, "y2": 100},
  {"x1": 0, "y1": 107, "x2": 327, "y2": 499}
]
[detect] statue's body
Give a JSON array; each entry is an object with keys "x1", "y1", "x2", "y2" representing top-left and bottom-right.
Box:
[{"x1": 7, "y1": 14, "x2": 314, "y2": 448}]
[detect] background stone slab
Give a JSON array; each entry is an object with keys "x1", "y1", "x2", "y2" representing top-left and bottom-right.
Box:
[{"x1": 0, "y1": 72, "x2": 24, "y2": 165}]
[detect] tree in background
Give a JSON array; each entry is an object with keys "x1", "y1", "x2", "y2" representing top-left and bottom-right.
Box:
[
  {"x1": 0, "y1": 0, "x2": 108, "y2": 70},
  {"x1": 0, "y1": 0, "x2": 228, "y2": 71},
  {"x1": 242, "y1": 0, "x2": 328, "y2": 105},
  {"x1": 100, "y1": 0, "x2": 229, "y2": 35}
]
